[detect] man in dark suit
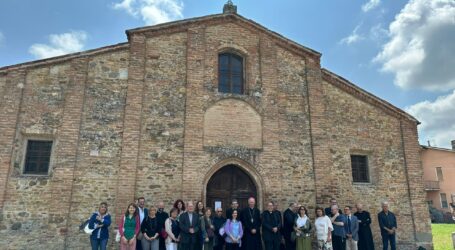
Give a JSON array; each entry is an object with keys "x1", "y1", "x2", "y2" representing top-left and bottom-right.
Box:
[
  {"x1": 240, "y1": 197, "x2": 262, "y2": 250},
  {"x1": 137, "y1": 197, "x2": 149, "y2": 250},
  {"x1": 282, "y1": 202, "x2": 298, "y2": 250},
  {"x1": 343, "y1": 206, "x2": 359, "y2": 250},
  {"x1": 262, "y1": 201, "x2": 282, "y2": 250},
  {"x1": 226, "y1": 199, "x2": 239, "y2": 220},
  {"x1": 377, "y1": 201, "x2": 397, "y2": 250},
  {"x1": 325, "y1": 198, "x2": 342, "y2": 216},
  {"x1": 179, "y1": 201, "x2": 201, "y2": 250}
]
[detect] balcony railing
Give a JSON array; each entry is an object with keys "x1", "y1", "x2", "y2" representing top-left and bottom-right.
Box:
[{"x1": 424, "y1": 180, "x2": 440, "y2": 191}]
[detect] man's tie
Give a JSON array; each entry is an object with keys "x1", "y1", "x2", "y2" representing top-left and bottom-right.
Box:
[{"x1": 348, "y1": 216, "x2": 352, "y2": 234}]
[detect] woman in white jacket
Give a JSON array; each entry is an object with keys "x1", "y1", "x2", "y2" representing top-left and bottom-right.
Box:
[
  {"x1": 314, "y1": 206, "x2": 333, "y2": 250},
  {"x1": 164, "y1": 208, "x2": 180, "y2": 250}
]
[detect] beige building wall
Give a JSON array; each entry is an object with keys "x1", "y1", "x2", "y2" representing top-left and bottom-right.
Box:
[{"x1": 422, "y1": 145, "x2": 455, "y2": 212}]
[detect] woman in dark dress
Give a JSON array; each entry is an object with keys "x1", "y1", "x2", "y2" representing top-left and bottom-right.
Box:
[{"x1": 354, "y1": 203, "x2": 375, "y2": 250}]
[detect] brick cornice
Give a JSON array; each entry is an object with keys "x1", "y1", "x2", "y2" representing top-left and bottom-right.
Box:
[{"x1": 322, "y1": 68, "x2": 419, "y2": 124}]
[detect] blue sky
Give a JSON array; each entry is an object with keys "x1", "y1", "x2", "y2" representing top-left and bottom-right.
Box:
[{"x1": 1, "y1": 0, "x2": 454, "y2": 148}]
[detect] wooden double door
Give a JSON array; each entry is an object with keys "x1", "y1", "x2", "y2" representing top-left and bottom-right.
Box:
[{"x1": 206, "y1": 165, "x2": 257, "y2": 216}]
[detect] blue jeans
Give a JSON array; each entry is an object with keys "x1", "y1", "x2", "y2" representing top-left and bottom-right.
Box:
[
  {"x1": 382, "y1": 234, "x2": 396, "y2": 250},
  {"x1": 90, "y1": 238, "x2": 108, "y2": 250}
]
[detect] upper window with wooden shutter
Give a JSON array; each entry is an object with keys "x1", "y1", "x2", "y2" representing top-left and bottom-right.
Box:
[{"x1": 218, "y1": 53, "x2": 244, "y2": 94}]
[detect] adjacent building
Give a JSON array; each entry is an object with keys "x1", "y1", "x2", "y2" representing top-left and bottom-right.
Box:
[
  {"x1": 422, "y1": 140, "x2": 455, "y2": 212},
  {"x1": 0, "y1": 3, "x2": 432, "y2": 249}
]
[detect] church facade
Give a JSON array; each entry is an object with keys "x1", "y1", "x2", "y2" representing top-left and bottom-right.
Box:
[{"x1": 0, "y1": 5, "x2": 432, "y2": 250}]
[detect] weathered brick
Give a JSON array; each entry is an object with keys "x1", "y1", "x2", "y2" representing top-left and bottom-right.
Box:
[{"x1": 0, "y1": 12, "x2": 432, "y2": 250}]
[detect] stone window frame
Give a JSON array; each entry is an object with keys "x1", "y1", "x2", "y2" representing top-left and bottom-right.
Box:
[
  {"x1": 217, "y1": 47, "x2": 248, "y2": 95},
  {"x1": 349, "y1": 149, "x2": 374, "y2": 185},
  {"x1": 20, "y1": 135, "x2": 56, "y2": 177}
]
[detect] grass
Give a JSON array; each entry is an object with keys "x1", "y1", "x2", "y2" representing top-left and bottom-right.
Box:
[{"x1": 432, "y1": 223, "x2": 455, "y2": 250}]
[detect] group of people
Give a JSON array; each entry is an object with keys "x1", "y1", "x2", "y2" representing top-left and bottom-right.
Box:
[{"x1": 87, "y1": 197, "x2": 397, "y2": 250}]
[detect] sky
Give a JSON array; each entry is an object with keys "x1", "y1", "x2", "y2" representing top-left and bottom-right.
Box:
[{"x1": 0, "y1": 0, "x2": 454, "y2": 148}]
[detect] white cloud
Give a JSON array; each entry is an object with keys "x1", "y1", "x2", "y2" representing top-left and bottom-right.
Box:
[
  {"x1": 113, "y1": 0, "x2": 136, "y2": 15},
  {"x1": 362, "y1": 0, "x2": 381, "y2": 12},
  {"x1": 406, "y1": 90, "x2": 455, "y2": 149},
  {"x1": 29, "y1": 31, "x2": 88, "y2": 59},
  {"x1": 374, "y1": 0, "x2": 455, "y2": 91},
  {"x1": 369, "y1": 24, "x2": 388, "y2": 44},
  {"x1": 340, "y1": 24, "x2": 365, "y2": 45},
  {"x1": 0, "y1": 31, "x2": 4, "y2": 46},
  {"x1": 113, "y1": 0, "x2": 183, "y2": 25}
]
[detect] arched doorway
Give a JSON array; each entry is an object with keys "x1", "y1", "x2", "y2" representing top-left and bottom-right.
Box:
[{"x1": 206, "y1": 164, "x2": 257, "y2": 214}]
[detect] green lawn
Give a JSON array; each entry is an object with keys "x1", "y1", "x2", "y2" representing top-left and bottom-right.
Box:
[{"x1": 432, "y1": 223, "x2": 455, "y2": 250}]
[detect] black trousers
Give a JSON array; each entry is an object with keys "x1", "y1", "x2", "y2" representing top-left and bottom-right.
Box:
[
  {"x1": 284, "y1": 237, "x2": 295, "y2": 250},
  {"x1": 332, "y1": 235, "x2": 346, "y2": 250},
  {"x1": 136, "y1": 239, "x2": 143, "y2": 250},
  {"x1": 159, "y1": 236, "x2": 166, "y2": 250},
  {"x1": 226, "y1": 243, "x2": 240, "y2": 250},
  {"x1": 180, "y1": 243, "x2": 198, "y2": 250},
  {"x1": 214, "y1": 235, "x2": 225, "y2": 250},
  {"x1": 264, "y1": 239, "x2": 281, "y2": 250}
]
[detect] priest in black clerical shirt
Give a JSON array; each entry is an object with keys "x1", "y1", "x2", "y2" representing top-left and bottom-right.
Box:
[
  {"x1": 354, "y1": 203, "x2": 375, "y2": 250},
  {"x1": 239, "y1": 197, "x2": 262, "y2": 250},
  {"x1": 262, "y1": 201, "x2": 282, "y2": 250}
]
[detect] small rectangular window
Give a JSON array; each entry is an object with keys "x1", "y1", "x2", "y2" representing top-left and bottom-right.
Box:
[
  {"x1": 24, "y1": 140, "x2": 53, "y2": 175},
  {"x1": 440, "y1": 193, "x2": 448, "y2": 208},
  {"x1": 436, "y1": 167, "x2": 443, "y2": 181},
  {"x1": 351, "y1": 155, "x2": 369, "y2": 183}
]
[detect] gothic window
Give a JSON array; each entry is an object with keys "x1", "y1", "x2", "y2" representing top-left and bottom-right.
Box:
[
  {"x1": 218, "y1": 53, "x2": 244, "y2": 94},
  {"x1": 351, "y1": 155, "x2": 369, "y2": 183},
  {"x1": 23, "y1": 140, "x2": 53, "y2": 175}
]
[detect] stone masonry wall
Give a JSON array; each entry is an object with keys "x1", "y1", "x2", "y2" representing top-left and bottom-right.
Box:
[
  {"x1": 0, "y1": 14, "x2": 431, "y2": 249},
  {"x1": 0, "y1": 49, "x2": 130, "y2": 250},
  {"x1": 317, "y1": 79, "x2": 432, "y2": 249},
  {"x1": 65, "y1": 51, "x2": 130, "y2": 249},
  {"x1": 135, "y1": 32, "x2": 187, "y2": 207},
  {"x1": 1, "y1": 62, "x2": 74, "y2": 249}
]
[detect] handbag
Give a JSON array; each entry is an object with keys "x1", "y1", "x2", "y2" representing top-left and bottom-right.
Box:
[
  {"x1": 115, "y1": 230, "x2": 121, "y2": 242},
  {"x1": 207, "y1": 228, "x2": 215, "y2": 238},
  {"x1": 160, "y1": 228, "x2": 168, "y2": 239},
  {"x1": 84, "y1": 222, "x2": 94, "y2": 235},
  {"x1": 79, "y1": 219, "x2": 89, "y2": 231},
  {"x1": 290, "y1": 231, "x2": 297, "y2": 242},
  {"x1": 218, "y1": 224, "x2": 225, "y2": 237},
  {"x1": 116, "y1": 216, "x2": 125, "y2": 242}
]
